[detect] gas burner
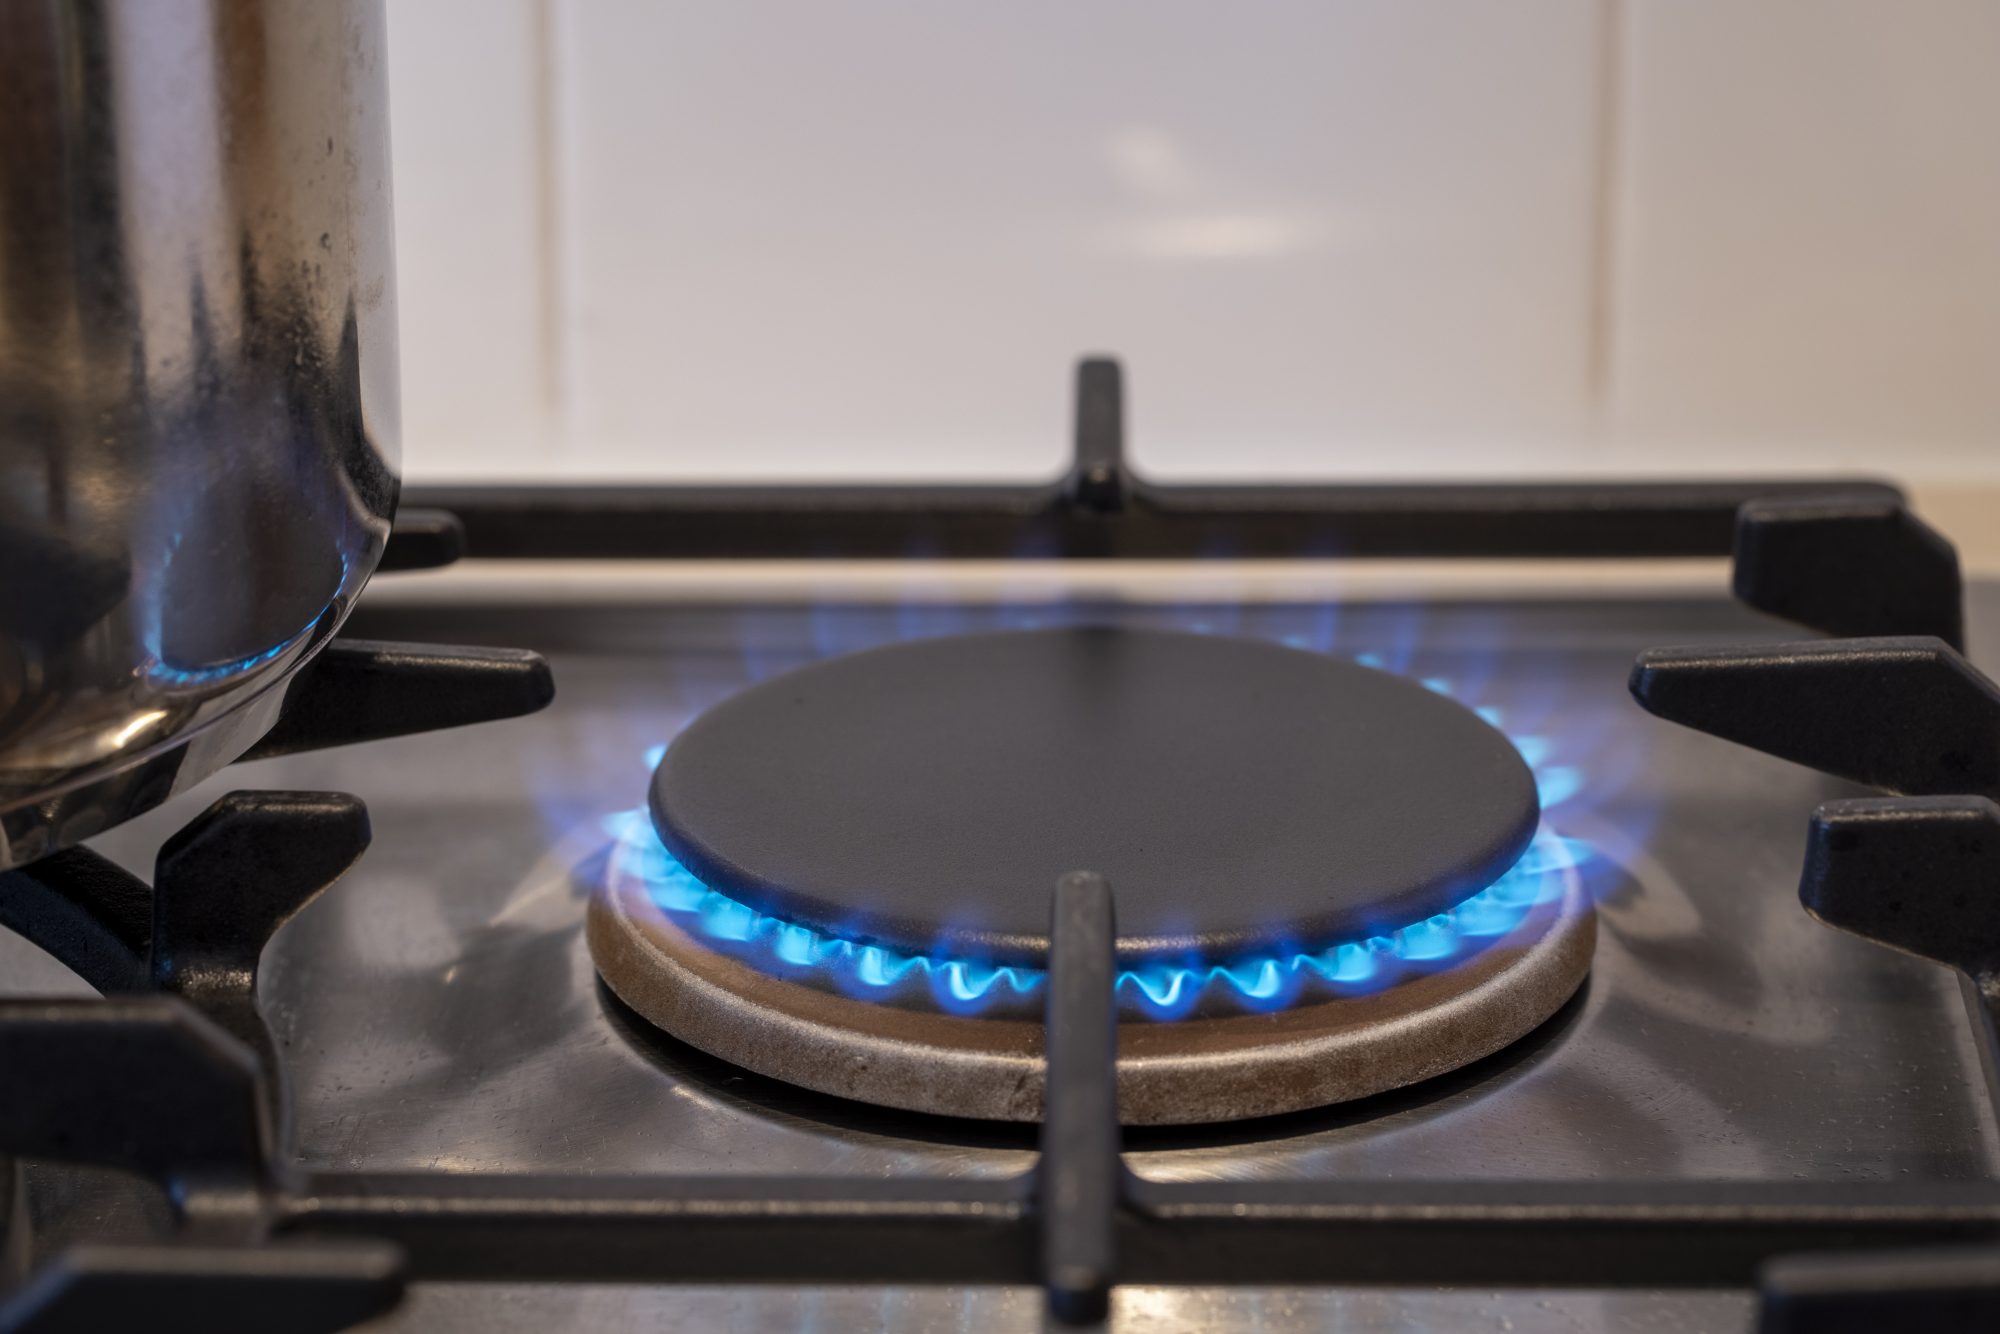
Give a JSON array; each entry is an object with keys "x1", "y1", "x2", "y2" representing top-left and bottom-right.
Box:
[{"x1": 589, "y1": 627, "x2": 1595, "y2": 1123}]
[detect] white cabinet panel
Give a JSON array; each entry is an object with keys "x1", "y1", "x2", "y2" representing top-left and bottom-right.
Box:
[
  {"x1": 1609, "y1": 0, "x2": 2000, "y2": 479},
  {"x1": 552, "y1": 0, "x2": 1603, "y2": 480},
  {"x1": 388, "y1": 0, "x2": 556, "y2": 479}
]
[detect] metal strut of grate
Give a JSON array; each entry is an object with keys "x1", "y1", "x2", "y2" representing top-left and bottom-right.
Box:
[{"x1": 404, "y1": 357, "x2": 1910, "y2": 562}]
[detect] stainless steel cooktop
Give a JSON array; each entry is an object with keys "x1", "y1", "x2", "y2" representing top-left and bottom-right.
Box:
[{"x1": 9, "y1": 579, "x2": 1997, "y2": 1331}]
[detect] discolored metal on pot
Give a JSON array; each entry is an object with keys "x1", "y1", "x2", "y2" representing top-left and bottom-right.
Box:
[{"x1": 587, "y1": 865, "x2": 1595, "y2": 1126}]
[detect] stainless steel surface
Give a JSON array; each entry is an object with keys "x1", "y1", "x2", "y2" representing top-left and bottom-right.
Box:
[
  {"x1": 374, "y1": 1283, "x2": 1754, "y2": 1332},
  {"x1": 0, "y1": 0, "x2": 399, "y2": 868},
  {"x1": 12, "y1": 580, "x2": 2000, "y2": 1330}
]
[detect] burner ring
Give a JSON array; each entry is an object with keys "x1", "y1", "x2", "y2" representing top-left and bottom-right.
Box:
[
  {"x1": 587, "y1": 849, "x2": 1594, "y2": 1124},
  {"x1": 651, "y1": 627, "x2": 1541, "y2": 966}
]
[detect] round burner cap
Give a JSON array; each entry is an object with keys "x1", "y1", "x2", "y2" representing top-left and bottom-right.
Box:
[{"x1": 651, "y1": 627, "x2": 1539, "y2": 966}]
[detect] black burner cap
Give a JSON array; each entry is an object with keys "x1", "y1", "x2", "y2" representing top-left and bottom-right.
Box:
[{"x1": 650, "y1": 627, "x2": 1540, "y2": 966}]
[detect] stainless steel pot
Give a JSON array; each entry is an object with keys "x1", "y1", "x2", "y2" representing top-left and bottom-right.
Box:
[{"x1": 0, "y1": 0, "x2": 399, "y2": 868}]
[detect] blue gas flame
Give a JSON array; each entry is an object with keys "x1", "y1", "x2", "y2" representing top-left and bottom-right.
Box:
[
  {"x1": 144, "y1": 633, "x2": 307, "y2": 688},
  {"x1": 599, "y1": 653, "x2": 1595, "y2": 1022},
  {"x1": 140, "y1": 552, "x2": 347, "y2": 688}
]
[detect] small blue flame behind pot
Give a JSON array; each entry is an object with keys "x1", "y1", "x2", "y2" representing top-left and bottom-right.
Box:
[
  {"x1": 141, "y1": 548, "x2": 349, "y2": 688},
  {"x1": 599, "y1": 651, "x2": 1596, "y2": 1022}
]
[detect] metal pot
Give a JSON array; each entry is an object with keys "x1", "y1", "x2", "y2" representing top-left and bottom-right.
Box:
[{"x1": 0, "y1": 0, "x2": 399, "y2": 867}]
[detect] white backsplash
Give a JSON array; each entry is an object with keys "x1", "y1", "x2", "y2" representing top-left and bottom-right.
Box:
[{"x1": 387, "y1": 0, "x2": 2000, "y2": 484}]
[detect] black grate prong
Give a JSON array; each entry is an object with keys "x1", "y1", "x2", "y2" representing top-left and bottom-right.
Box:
[
  {"x1": 1734, "y1": 495, "x2": 1963, "y2": 649},
  {"x1": 1630, "y1": 637, "x2": 2000, "y2": 799},
  {"x1": 0, "y1": 847, "x2": 151, "y2": 994},
  {"x1": 1759, "y1": 1244, "x2": 2000, "y2": 1333},
  {"x1": 1799, "y1": 796, "x2": 2000, "y2": 1115},
  {"x1": 2, "y1": 1158, "x2": 27, "y2": 1290},
  {"x1": 241, "y1": 639, "x2": 554, "y2": 762},
  {"x1": 1067, "y1": 359, "x2": 1126, "y2": 515},
  {"x1": 0, "y1": 996, "x2": 272, "y2": 1186},
  {"x1": 0, "y1": 1240, "x2": 405, "y2": 1334},
  {"x1": 151, "y1": 791, "x2": 370, "y2": 1052},
  {"x1": 1799, "y1": 796, "x2": 2000, "y2": 982},
  {"x1": 1038, "y1": 871, "x2": 1122, "y2": 1325},
  {"x1": 377, "y1": 507, "x2": 466, "y2": 572},
  {"x1": 147, "y1": 790, "x2": 370, "y2": 1156}
]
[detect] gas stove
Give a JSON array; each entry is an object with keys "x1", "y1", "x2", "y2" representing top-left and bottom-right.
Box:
[{"x1": 4, "y1": 365, "x2": 1999, "y2": 1331}]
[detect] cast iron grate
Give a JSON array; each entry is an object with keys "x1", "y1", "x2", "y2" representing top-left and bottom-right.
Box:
[
  {"x1": 1633, "y1": 493, "x2": 2000, "y2": 1330},
  {"x1": 5, "y1": 847, "x2": 2000, "y2": 1330},
  {"x1": 2, "y1": 361, "x2": 1998, "y2": 1329},
  {"x1": 406, "y1": 358, "x2": 1909, "y2": 562}
]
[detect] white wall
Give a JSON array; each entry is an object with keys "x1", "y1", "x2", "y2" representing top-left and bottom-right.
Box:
[{"x1": 387, "y1": 0, "x2": 2000, "y2": 484}]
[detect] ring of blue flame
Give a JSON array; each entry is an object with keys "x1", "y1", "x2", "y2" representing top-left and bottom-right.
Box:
[
  {"x1": 141, "y1": 552, "x2": 348, "y2": 689},
  {"x1": 601, "y1": 655, "x2": 1592, "y2": 1022}
]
